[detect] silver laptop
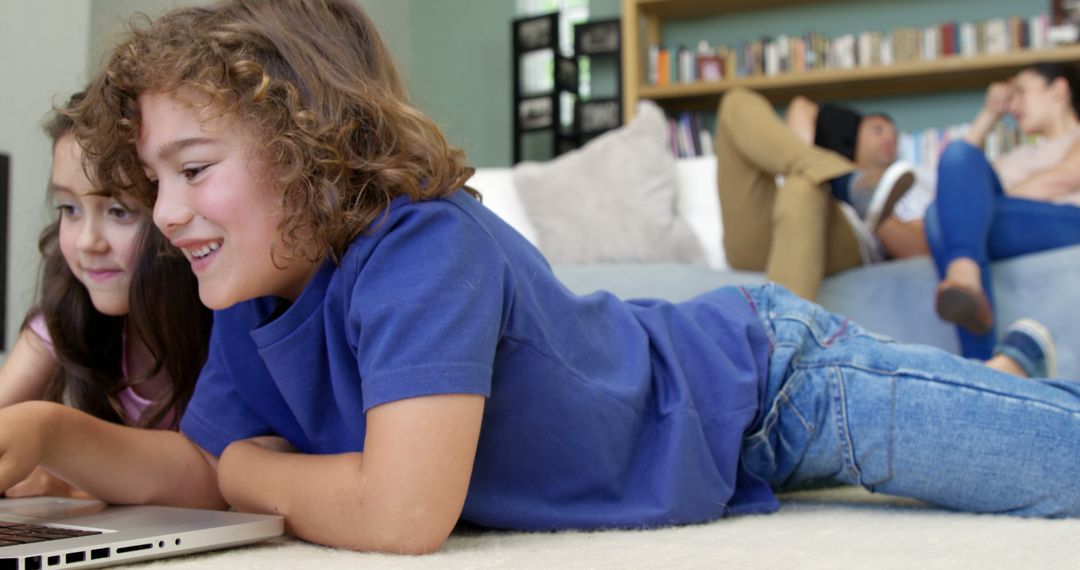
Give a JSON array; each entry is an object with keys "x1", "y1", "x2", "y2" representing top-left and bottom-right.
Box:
[{"x1": 0, "y1": 497, "x2": 283, "y2": 569}]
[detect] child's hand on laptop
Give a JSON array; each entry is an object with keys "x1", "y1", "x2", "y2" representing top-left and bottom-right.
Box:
[
  {"x1": 3, "y1": 467, "x2": 94, "y2": 500},
  {"x1": 0, "y1": 401, "x2": 55, "y2": 494}
]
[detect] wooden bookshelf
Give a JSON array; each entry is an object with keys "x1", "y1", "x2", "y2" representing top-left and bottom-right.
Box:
[
  {"x1": 628, "y1": 0, "x2": 842, "y2": 20},
  {"x1": 621, "y1": 0, "x2": 1080, "y2": 119}
]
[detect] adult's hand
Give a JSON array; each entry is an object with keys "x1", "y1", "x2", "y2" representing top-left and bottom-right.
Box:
[{"x1": 966, "y1": 80, "x2": 1015, "y2": 148}]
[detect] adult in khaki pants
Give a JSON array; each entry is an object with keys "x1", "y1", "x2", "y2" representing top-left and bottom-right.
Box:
[{"x1": 715, "y1": 87, "x2": 917, "y2": 299}]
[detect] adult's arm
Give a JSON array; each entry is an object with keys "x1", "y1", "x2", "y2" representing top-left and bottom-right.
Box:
[
  {"x1": 0, "y1": 401, "x2": 224, "y2": 509},
  {"x1": 1008, "y1": 140, "x2": 1080, "y2": 201},
  {"x1": 876, "y1": 218, "x2": 929, "y2": 259},
  {"x1": 965, "y1": 81, "x2": 1013, "y2": 150},
  {"x1": 785, "y1": 95, "x2": 819, "y2": 145},
  {"x1": 218, "y1": 393, "x2": 484, "y2": 554}
]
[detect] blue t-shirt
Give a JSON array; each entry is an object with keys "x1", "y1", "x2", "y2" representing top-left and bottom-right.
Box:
[{"x1": 181, "y1": 191, "x2": 777, "y2": 530}]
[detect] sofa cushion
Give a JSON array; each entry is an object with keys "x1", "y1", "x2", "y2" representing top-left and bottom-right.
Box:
[
  {"x1": 512, "y1": 101, "x2": 705, "y2": 265},
  {"x1": 674, "y1": 156, "x2": 727, "y2": 270},
  {"x1": 466, "y1": 168, "x2": 540, "y2": 246}
]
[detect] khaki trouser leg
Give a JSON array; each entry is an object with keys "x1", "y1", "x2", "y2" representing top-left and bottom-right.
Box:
[
  {"x1": 768, "y1": 176, "x2": 865, "y2": 299},
  {"x1": 715, "y1": 87, "x2": 863, "y2": 300}
]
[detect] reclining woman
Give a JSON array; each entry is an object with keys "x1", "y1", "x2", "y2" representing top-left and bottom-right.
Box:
[{"x1": 928, "y1": 62, "x2": 1080, "y2": 359}]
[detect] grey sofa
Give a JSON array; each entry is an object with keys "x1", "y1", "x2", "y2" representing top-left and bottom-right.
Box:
[{"x1": 555, "y1": 244, "x2": 1080, "y2": 378}]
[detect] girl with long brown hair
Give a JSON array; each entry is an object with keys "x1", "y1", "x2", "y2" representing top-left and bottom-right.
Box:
[{"x1": 0, "y1": 92, "x2": 211, "y2": 497}]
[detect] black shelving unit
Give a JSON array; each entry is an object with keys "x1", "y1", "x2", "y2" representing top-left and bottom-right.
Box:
[
  {"x1": 512, "y1": 12, "x2": 579, "y2": 163},
  {"x1": 574, "y1": 18, "x2": 622, "y2": 145},
  {"x1": 0, "y1": 154, "x2": 9, "y2": 349}
]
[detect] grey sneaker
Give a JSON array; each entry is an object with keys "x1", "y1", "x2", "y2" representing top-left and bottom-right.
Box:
[{"x1": 993, "y1": 318, "x2": 1057, "y2": 378}]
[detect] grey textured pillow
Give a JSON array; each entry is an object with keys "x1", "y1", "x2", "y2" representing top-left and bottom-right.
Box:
[{"x1": 513, "y1": 101, "x2": 706, "y2": 265}]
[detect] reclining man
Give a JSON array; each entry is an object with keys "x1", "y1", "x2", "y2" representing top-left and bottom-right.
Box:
[{"x1": 715, "y1": 87, "x2": 928, "y2": 299}]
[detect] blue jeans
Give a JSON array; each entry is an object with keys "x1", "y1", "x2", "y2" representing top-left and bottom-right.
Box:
[
  {"x1": 740, "y1": 284, "x2": 1080, "y2": 516},
  {"x1": 924, "y1": 140, "x2": 1080, "y2": 358}
]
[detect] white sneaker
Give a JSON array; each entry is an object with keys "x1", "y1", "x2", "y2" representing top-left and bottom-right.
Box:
[{"x1": 861, "y1": 160, "x2": 915, "y2": 232}]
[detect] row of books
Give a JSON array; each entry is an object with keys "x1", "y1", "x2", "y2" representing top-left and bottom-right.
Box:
[
  {"x1": 898, "y1": 122, "x2": 1028, "y2": 174},
  {"x1": 649, "y1": 14, "x2": 1057, "y2": 85},
  {"x1": 666, "y1": 113, "x2": 714, "y2": 158}
]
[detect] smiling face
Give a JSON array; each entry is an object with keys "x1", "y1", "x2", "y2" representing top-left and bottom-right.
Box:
[
  {"x1": 136, "y1": 91, "x2": 318, "y2": 310},
  {"x1": 52, "y1": 134, "x2": 142, "y2": 316}
]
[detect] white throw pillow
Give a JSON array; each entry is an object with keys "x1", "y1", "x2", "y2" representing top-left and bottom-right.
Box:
[
  {"x1": 674, "y1": 155, "x2": 728, "y2": 270},
  {"x1": 513, "y1": 101, "x2": 705, "y2": 265},
  {"x1": 466, "y1": 168, "x2": 540, "y2": 246}
]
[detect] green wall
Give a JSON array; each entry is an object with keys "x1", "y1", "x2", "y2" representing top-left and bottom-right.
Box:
[
  {"x1": 406, "y1": 0, "x2": 517, "y2": 168},
  {"x1": 0, "y1": 2, "x2": 92, "y2": 351}
]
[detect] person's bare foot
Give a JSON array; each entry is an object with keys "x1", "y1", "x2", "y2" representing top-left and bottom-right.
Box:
[
  {"x1": 936, "y1": 258, "x2": 994, "y2": 335},
  {"x1": 986, "y1": 354, "x2": 1027, "y2": 377},
  {"x1": 944, "y1": 258, "x2": 982, "y2": 291}
]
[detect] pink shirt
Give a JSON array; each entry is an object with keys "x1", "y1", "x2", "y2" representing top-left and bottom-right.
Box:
[
  {"x1": 28, "y1": 315, "x2": 175, "y2": 429},
  {"x1": 995, "y1": 128, "x2": 1080, "y2": 206}
]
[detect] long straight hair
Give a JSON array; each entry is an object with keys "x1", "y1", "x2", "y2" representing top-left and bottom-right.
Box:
[{"x1": 34, "y1": 95, "x2": 211, "y2": 428}]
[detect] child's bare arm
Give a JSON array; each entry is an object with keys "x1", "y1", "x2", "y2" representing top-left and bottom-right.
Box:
[
  {"x1": 0, "y1": 401, "x2": 225, "y2": 509},
  {"x1": 0, "y1": 330, "x2": 58, "y2": 408},
  {"x1": 218, "y1": 393, "x2": 485, "y2": 554},
  {"x1": 4, "y1": 467, "x2": 94, "y2": 499}
]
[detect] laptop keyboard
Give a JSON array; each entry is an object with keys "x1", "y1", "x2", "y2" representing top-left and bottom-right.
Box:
[{"x1": 0, "y1": 521, "x2": 101, "y2": 547}]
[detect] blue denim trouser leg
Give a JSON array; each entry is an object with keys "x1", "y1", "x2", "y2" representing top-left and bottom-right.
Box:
[
  {"x1": 740, "y1": 284, "x2": 1080, "y2": 516},
  {"x1": 925, "y1": 140, "x2": 1080, "y2": 359}
]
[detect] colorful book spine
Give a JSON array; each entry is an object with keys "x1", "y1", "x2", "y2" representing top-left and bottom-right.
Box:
[{"x1": 647, "y1": 12, "x2": 1058, "y2": 87}]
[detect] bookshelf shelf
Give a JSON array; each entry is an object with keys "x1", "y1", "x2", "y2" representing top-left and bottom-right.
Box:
[
  {"x1": 642, "y1": 45, "x2": 1080, "y2": 107},
  {"x1": 630, "y1": 0, "x2": 844, "y2": 20},
  {"x1": 621, "y1": 0, "x2": 1080, "y2": 119}
]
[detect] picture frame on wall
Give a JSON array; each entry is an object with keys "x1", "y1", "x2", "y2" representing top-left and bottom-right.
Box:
[
  {"x1": 516, "y1": 14, "x2": 554, "y2": 51},
  {"x1": 574, "y1": 19, "x2": 620, "y2": 55},
  {"x1": 578, "y1": 99, "x2": 621, "y2": 134},
  {"x1": 519, "y1": 96, "x2": 554, "y2": 130}
]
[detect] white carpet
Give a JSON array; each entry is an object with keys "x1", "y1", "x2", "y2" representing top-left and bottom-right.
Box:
[{"x1": 135, "y1": 487, "x2": 1080, "y2": 569}]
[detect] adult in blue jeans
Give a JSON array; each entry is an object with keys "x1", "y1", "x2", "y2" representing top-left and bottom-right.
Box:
[{"x1": 926, "y1": 62, "x2": 1080, "y2": 359}]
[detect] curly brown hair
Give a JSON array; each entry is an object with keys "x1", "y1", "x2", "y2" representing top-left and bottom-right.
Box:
[{"x1": 69, "y1": 0, "x2": 475, "y2": 262}]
